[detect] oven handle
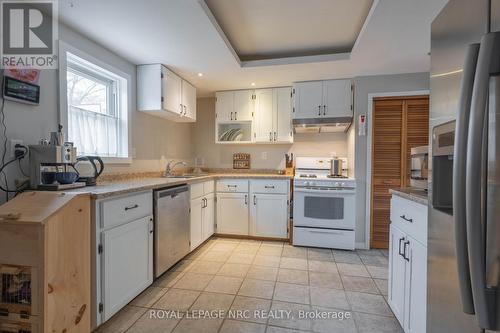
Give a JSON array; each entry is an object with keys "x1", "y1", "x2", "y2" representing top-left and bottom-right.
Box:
[
  {"x1": 307, "y1": 229, "x2": 347, "y2": 235},
  {"x1": 294, "y1": 187, "x2": 355, "y2": 194}
]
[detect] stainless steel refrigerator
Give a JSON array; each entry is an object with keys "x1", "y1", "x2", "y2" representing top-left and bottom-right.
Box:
[{"x1": 428, "y1": 0, "x2": 500, "y2": 332}]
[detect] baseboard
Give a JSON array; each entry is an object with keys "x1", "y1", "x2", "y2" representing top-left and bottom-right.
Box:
[{"x1": 355, "y1": 242, "x2": 368, "y2": 250}]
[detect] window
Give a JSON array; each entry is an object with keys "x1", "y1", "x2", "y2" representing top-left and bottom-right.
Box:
[{"x1": 63, "y1": 50, "x2": 129, "y2": 160}]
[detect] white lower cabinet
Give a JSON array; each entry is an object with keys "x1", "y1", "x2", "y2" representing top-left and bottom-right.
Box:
[
  {"x1": 190, "y1": 181, "x2": 215, "y2": 250},
  {"x1": 216, "y1": 192, "x2": 249, "y2": 235},
  {"x1": 102, "y1": 215, "x2": 153, "y2": 321},
  {"x1": 250, "y1": 193, "x2": 288, "y2": 238},
  {"x1": 388, "y1": 195, "x2": 427, "y2": 333}
]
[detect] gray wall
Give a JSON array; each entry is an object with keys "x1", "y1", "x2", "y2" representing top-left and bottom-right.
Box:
[
  {"x1": 0, "y1": 23, "x2": 193, "y2": 203},
  {"x1": 352, "y1": 72, "x2": 430, "y2": 246}
]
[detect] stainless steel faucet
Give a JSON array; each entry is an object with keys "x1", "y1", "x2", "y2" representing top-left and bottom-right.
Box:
[{"x1": 165, "y1": 160, "x2": 187, "y2": 177}]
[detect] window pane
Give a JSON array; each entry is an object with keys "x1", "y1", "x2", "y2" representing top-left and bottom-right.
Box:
[{"x1": 67, "y1": 69, "x2": 109, "y2": 115}]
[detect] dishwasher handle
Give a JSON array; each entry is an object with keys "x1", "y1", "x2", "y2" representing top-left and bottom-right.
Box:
[{"x1": 156, "y1": 184, "x2": 189, "y2": 199}]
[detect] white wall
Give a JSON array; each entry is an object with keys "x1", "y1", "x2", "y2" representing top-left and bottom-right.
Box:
[
  {"x1": 0, "y1": 23, "x2": 193, "y2": 203},
  {"x1": 352, "y1": 72, "x2": 430, "y2": 246},
  {"x1": 192, "y1": 97, "x2": 350, "y2": 170}
]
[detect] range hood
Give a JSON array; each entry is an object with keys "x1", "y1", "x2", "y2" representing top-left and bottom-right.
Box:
[{"x1": 293, "y1": 117, "x2": 353, "y2": 134}]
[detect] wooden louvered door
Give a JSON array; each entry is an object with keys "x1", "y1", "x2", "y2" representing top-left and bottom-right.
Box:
[{"x1": 370, "y1": 96, "x2": 429, "y2": 249}]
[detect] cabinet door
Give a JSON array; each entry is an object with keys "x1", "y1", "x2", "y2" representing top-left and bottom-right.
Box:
[
  {"x1": 388, "y1": 224, "x2": 406, "y2": 325},
  {"x1": 405, "y1": 237, "x2": 427, "y2": 333},
  {"x1": 203, "y1": 193, "x2": 215, "y2": 240},
  {"x1": 216, "y1": 193, "x2": 249, "y2": 235},
  {"x1": 102, "y1": 216, "x2": 153, "y2": 321},
  {"x1": 162, "y1": 67, "x2": 182, "y2": 115},
  {"x1": 250, "y1": 193, "x2": 288, "y2": 238},
  {"x1": 275, "y1": 87, "x2": 293, "y2": 142},
  {"x1": 182, "y1": 80, "x2": 197, "y2": 121},
  {"x1": 323, "y1": 79, "x2": 352, "y2": 118},
  {"x1": 234, "y1": 90, "x2": 254, "y2": 121},
  {"x1": 215, "y1": 91, "x2": 234, "y2": 121},
  {"x1": 190, "y1": 198, "x2": 203, "y2": 250},
  {"x1": 254, "y1": 89, "x2": 274, "y2": 142},
  {"x1": 293, "y1": 81, "x2": 323, "y2": 119}
]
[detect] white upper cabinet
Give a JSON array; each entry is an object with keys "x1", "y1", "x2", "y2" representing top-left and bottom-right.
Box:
[
  {"x1": 254, "y1": 89, "x2": 274, "y2": 142},
  {"x1": 215, "y1": 91, "x2": 234, "y2": 122},
  {"x1": 323, "y1": 79, "x2": 353, "y2": 118},
  {"x1": 254, "y1": 87, "x2": 293, "y2": 143},
  {"x1": 182, "y1": 80, "x2": 197, "y2": 121},
  {"x1": 233, "y1": 90, "x2": 254, "y2": 121},
  {"x1": 293, "y1": 79, "x2": 352, "y2": 119},
  {"x1": 293, "y1": 81, "x2": 323, "y2": 119},
  {"x1": 137, "y1": 64, "x2": 196, "y2": 122},
  {"x1": 215, "y1": 90, "x2": 254, "y2": 122}
]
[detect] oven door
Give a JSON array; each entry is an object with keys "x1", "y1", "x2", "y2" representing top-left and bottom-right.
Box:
[{"x1": 293, "y1": 186, "x2": 355, "y2": 229}]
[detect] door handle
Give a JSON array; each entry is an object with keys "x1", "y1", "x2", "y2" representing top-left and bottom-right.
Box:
[
  {"x1": 124, "y1": 204, "x2": 139, "y2": 211},
  {"x1": 403, "y1": 241, "x2": 410, "y2": 262},
  {"x1": 318, "y1": 105, "x2": 321, "y2": 116},
  {"x1": 323, "y1": 105, "x2": 326, "y2": 116},
  {"x1": 398, "y1": 237, "x2": 405, "y2": 257},
  {"x1": 453, "y1": 43, "x2": 479, "y2": 315},
  {"x1": 400, "y1": 215, "x2": 413, "y2": 223}
]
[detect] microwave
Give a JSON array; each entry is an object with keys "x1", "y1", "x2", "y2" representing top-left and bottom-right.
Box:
[{"x1": 410, "y1": 145, "x2": 429, "y2": 190}]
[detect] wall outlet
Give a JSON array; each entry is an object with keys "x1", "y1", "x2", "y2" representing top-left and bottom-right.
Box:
[
  {"x1": 261, "y1": 152, "x2": 268, "y2": 160},
  {"x1": 10, "y1": 139, "x2": 23, "y2": 158}
]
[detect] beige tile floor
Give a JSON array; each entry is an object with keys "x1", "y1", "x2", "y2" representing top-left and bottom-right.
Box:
[{"x1": 96, "y1": 237, "x2": 401, "y2": 333}]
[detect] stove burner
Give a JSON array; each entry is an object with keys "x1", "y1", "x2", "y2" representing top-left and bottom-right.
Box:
[
  {"x1": 299, "y1": 174, "x2": 317, "y2": 178},
  {"x1": 327, "y1": 175, "x2": 348, "y2": 179}
]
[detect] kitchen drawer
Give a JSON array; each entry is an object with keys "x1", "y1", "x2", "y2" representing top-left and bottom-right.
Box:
[
  {"x1": 390, "y1": 195, "x2": 427, "y2": 245},
  {"x1": 100, "y1": 191, "x2": 152, "y2": 229},
  {"x1": 216, "y1": 179, "x2": 249, "y2": 193},
  {"x1": 190, "y1": 182, "x2": 204, "y2": 199},
  {"x1": 203, "y1": 180, "x2": 215, "y2": 194},
  {"x1": 191, "y1": 180, "x2": 215, "y2": 199},
  {"x1": 293, "y1": 227, "x2": 355, "y2": 250},
  {"x1": 250, "y1": 179, "x2": 288, "y2": 194}
]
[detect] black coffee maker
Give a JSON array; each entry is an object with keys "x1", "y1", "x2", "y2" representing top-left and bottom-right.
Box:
[{"x1": 74, "y1": 156, "x2": 104, "y2": 186}]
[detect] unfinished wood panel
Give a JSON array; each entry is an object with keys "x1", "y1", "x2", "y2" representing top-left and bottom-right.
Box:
[
  {"x1": 403, "y1": 98, "x2": 430, "y2": 187},
  {"x1": 371, "y1": 99, "x2": 404, "y2": 249},
  {"x1": 44, "y1": 196, "x2": 90, "y2": 333}
]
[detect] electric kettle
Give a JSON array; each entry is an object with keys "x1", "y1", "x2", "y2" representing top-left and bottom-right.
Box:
[{"x1": 74, "y1": 156, "x2": 104, "y2": 186}]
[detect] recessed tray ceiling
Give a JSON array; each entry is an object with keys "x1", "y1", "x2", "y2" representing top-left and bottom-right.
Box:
[{"x1": 204, "y1": 0, "x2": 374, "y2": 63}]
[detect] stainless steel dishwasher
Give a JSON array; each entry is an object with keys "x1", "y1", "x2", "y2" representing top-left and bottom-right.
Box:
[{"x1": 154, "y1": 184, "x2": 190, "y2": 278}]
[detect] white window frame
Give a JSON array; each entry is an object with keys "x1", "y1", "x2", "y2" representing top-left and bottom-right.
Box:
[{"x1": 58, "y1": 41, "x2": 132, "y2": 164}]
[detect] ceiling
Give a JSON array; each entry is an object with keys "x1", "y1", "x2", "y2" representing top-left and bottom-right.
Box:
[
  {"x1": 204, "y1": 0, "x2": 373, "y2": 62},
  {"x1": 58, "y1": 0, "x2": 448, "y2": 97}
]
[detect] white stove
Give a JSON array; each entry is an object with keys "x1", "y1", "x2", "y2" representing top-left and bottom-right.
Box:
[{"x1": 293, "y1": 157, "x2": 356, "y2": 250}]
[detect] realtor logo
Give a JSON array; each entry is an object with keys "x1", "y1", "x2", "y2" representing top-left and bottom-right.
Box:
[{"x1": 1, "y1": 0, "x2": 58, "y2": 69}]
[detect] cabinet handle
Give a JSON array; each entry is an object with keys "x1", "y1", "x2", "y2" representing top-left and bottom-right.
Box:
[
  {"x1": 400, "y1": 215, "x2": 413, "y2": 223},
  {"x1": 323, "y1": 105, "x2": 326, "y2": 116},
  {"x1": 269, "y1": 132, "x2": 272, "y2": 141},
  {"x1": 274, "y1": 132, "x2": 277, "y2": 141},
  {"x1": 398, "y1": 237, "x2": 405, "y2": 257},
  {"x1": 202, "y1": 198, "x2": 207, "y2": 208},
  {"x1": 235, "y1": 111, "x2": 237, "y2": 120},
  {"x1": 231, "y1": 112, "x2": 233, "y2": 120},
  {"x1": 184, "y1": 105, "x2": 187, "y2": 115},
  {"x1": 244, "y1": 194, "x2": 248, "y2": 205},
  {"x1": 124, "y1": 204, "x2": 139, "y2": 211},
  {"x1": 179, "y1": 103, "x2": 183, "y2": 114},
  {"x1": 253, "y1": 195, "x2": 257, "y2": 205},
  {"x1": 318, "y1": 105, "x2": 321, "y2": 116},
  {"x1": 264, "y1": 185, "x2": 275, "y2": 189},
  {"x1": 403, "y1": 240, "x2": 410, "y2": 261}
]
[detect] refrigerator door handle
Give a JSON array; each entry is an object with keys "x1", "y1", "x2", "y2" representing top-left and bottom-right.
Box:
[
  {"x1": 453, "y1": 43, "x2": 480, "y2": 315},
  {"x1": 465, "y1": 32, "x2": 500, "y2": 331}
]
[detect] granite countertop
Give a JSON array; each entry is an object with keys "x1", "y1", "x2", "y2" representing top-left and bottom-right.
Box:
[
  {"x1": 389, "y1": 187, "x2": 428, "y2": 205},
  {"x1": 65, "y1": 173, "x2": 293, "y2": 199}
]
